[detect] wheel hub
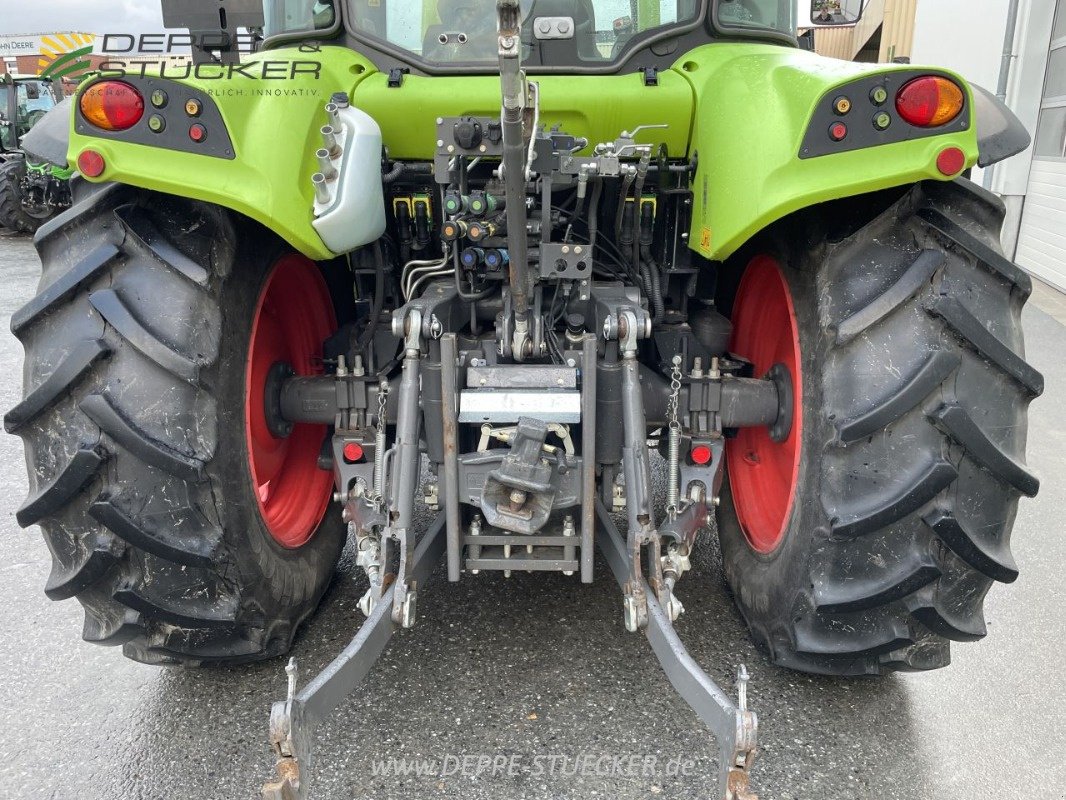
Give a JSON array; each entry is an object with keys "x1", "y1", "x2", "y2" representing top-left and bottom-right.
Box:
[
  {"x1": 725, "y1": 255, "x2": 803, "y2": 554},
  {"x1": 244, "y1": 254, "x2": 337, "y2": 549}
]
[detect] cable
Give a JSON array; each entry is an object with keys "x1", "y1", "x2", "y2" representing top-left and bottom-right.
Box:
[
  {"x1": 614, "y1": 171, "x2": 636, "y2": 243},
  {"x1": 525, "y1": 82, "x2": 540, "y2": 179}
]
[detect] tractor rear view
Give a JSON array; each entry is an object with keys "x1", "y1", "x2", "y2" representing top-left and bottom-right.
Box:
[
  {"x1": 0, "y1": 75, "x2": 72, "y2": 233},
  {"x1": 6, "y1": 1, "x2": 1042, "y2": 797}
]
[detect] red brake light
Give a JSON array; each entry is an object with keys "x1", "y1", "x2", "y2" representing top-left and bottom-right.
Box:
[
  {"x1": 80, "y1": 81, "x2": 145, "y2": 132},
  {"x1": 895, "y1": 76, "x2": 964, "y2": 128}
]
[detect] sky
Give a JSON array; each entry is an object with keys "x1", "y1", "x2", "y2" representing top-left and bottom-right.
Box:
[{"x1": 0, "y1": 0, "x2": 166, "y2": 37}]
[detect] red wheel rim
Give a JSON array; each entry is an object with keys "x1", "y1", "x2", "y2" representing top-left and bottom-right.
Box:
[
  {"x1": 725, "y1": 255, "x2": 803, "y2": 554},
  {"x1": 244, "y1": 254, "x2": 336, "y2": 548}
]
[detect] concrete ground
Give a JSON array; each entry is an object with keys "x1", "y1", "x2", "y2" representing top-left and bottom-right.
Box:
[{"x1": 0, "y1": 231, "x2": 1063, "y2": 800}]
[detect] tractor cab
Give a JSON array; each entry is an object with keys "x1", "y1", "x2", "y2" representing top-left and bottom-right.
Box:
[
  {"x1": 0, "y1": 76, "x2": 60, "y2": 154},
  {"x1": 258, "y1": 0, "x2": 798, "y2": 66}
]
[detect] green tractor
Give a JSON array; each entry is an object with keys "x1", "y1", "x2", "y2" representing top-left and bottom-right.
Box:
[
  {"x1": 0, "y1": 74, "x2": 73, "y2": 234},
  {"x1": 6, "y1": 0, "x2": 1042, "y2": 797}
]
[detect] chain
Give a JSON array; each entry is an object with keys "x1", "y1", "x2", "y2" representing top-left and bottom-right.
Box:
[
  {"x1": 372, "y1": 380, "x2": 389, "y2": 508},
  {"x1": 665, "y1": 356, "x2": 683, "y2": 516},
  {"x1": 668, "y1": 358, "x2": 682, "y2": 433}
]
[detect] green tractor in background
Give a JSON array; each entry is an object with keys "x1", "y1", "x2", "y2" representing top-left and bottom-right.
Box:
[
  {"x1": 6, "y1": 0, "x2": 1043, "y2": 797},
  {"x1": 0, "y1": 74, "x2": 73, "y2": 234}
]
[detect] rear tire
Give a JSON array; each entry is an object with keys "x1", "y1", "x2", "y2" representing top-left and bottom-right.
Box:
[
  {"x1": 717, "y1": 179, "x2": 1042, "y2": 675},
  {"x1": 0, "y1": 159, "x2": 45, "y2": 235},
  {"x1": 7, "y1": 182, "x2": 345, "y2": 665}
]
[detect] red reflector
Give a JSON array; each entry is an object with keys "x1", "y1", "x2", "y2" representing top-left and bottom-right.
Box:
[
  {"x1": 343, "y1": 442, "x2": 364, "y2": 463},
  {"x1": 691, "y1": 445, "x2": 713, "y2": 465},
  {"x1": 828, "y1": 122, "x2": 848, "y2": 142},
  {"x1": 936, "y1": 146, "x2": 966, "y2": 176},
  {"x1": 895, "y1": 76, "x2": 965, "y2": 127},
  {"x1": 79, "y1": 81, "x2": 145, "y2": 132},
  {"x1": 189, "y1": 123, "x2": 208, "y2": 143},
  {"x1": 77, "y1": 150, "x2": 106, "y2": 178}
]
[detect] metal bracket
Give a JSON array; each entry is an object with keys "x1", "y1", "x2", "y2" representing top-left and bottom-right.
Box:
[
  {"x1": 385, "y1": 307, "x2": 425, "y2": 628},
  {"x1": 262, "y1": 515, "x2": 447, "y2": 800},
  {"x1": 539, "y1": 242, "x2": 593, "y2": 280},
  {"x1": 596, "y1": 501, "x2": 759, "y2": 800}
]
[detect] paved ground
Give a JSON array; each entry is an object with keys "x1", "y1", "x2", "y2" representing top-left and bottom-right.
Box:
[{"x1": 0, "y1": 231, "x2": 1063, "y2": 800}]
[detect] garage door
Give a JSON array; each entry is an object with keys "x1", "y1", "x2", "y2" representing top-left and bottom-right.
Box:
[{"x1": 1016, "y1": 0, "x2": 1066, "y2": 290}]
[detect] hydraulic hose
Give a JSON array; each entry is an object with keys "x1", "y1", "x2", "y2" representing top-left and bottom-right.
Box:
[{"x1": 354, "y1": 240, "x2": 386, "y2": 356}]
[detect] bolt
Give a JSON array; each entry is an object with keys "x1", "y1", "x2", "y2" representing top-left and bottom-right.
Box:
[{"x1": 509, "y1": 489, "x2": 527, "y2": 507}]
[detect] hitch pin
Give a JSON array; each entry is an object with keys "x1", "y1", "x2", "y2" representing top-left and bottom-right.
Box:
[
  {"x1": 736, "y1": 664, "x2": 749, "y2": 712},
  {"x1": 285, "y1": 658, "x2": 299, "y2": 706}
]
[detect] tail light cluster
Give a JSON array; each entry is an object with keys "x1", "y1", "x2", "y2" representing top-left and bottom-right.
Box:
[
  {"x1": 895, "y1": 76, "x2": 965, "y2": 128},
  {"x1": 79, "y1": 81, "x2": 145, "y2": 132},
  {"x1": 800, "y1": 71, "x2": 969, "y2": 164},
  {"x1": 74, "y1": 77, "x2": 235, "y2": 176}
]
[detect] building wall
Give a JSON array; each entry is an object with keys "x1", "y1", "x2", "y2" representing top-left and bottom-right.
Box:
[
  {"x1": 815, "y1": 0, "x2": 918, "y2": 61},
  {"x1": 911, "y1": 0, "x2": 1059, "y2": 258}
]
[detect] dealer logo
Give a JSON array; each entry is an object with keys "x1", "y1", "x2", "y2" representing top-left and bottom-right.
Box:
[{"x1": 38, "y1": 33, "x2": 96, "y2": 81}]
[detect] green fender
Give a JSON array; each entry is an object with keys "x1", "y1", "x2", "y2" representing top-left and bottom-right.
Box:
[
  {"x1": 68, "y1": 47, "x2": 379, "y2": 261},
  {"x1": 68, "y1": 43, "x2": 979, "y2": 262},
  {"x1": 675, "y1": 44, "x2": 979, "y2": 261}
]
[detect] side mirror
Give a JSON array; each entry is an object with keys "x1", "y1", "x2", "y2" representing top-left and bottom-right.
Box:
[{"x1": 806, "y1": 0, "x2": 866, "y2": 26}]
